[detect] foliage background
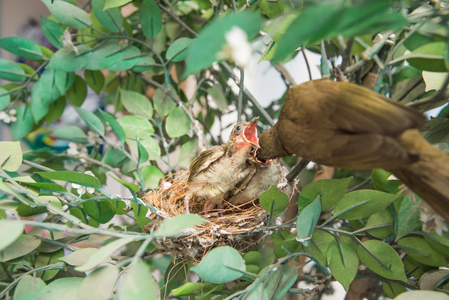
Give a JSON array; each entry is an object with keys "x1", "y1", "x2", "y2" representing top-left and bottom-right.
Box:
[{"x1": 0, "y1": 0, "x2": 449, "y2": 299}]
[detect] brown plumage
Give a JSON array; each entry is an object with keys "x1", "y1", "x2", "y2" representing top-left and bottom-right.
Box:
[
  {"x1": 185, "y1": 118, "x2": 259, "y2": 213},
  {"x1": 258, "y1": 79, "x2": 449, "y2": 221},
  {"x1": 226, "y1": 157, "x2": 290, "y2": 206}
]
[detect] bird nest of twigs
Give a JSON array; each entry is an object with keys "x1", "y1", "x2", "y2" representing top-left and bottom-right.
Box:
[{"x1": 142, "y1": 171, "x2": 271, "y2": 263}]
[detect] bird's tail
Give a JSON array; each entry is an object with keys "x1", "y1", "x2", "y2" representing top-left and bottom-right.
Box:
[{"x1": 388, "y1": 129, "x2": 449, "y2": 221}]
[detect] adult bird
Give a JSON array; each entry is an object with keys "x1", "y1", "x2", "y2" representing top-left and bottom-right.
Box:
[
  {"x1": 258, "y1": 79, "x2": 449, "y2": 222},
  {"x1": 186, "y1": 117, "x2": 259, "y2": 213}
]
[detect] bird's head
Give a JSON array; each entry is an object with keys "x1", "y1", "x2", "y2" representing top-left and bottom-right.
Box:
[
  {"x1": 228, "y1": 117, "x2": 260, "y2": 150},
  {"x1": 249, "y1": 147, "x2": 270, "y2": 167}
]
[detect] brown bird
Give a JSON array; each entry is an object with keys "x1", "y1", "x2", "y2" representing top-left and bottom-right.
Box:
[
  {"x1": 185, "y1": 117, "x2": 259, "y2": 213},
  {"x1": 226, "y1": 153, "x2": 290, "y2": 206},
  {"x1": 258, "y1": 79, "x2": 449, "y2": 222}
]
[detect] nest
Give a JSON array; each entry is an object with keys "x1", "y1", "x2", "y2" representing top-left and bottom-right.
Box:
[{"x1": 143, "y1": 171, "x2": 272, "y2": 263}]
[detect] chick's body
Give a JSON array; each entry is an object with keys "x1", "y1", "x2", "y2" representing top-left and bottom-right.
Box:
[
  {"x1": 227, "y1": 159, "x2": 288, "y2": 205},
  {"x1": 186, "y1": 118, "x2": 259, "y2": 212}
]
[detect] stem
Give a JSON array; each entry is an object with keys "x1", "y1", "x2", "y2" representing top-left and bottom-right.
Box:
[{"x1": 237, "y1": 68, "x2": 245, "y2": 121}]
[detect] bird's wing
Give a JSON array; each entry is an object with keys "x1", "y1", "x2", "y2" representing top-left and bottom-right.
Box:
[
  {"x1": 188, "y1": 145, "x2": 226, "y2": 180},
  {"x1": 286, "y1": 80, "x2": 426, "y2": 137}
]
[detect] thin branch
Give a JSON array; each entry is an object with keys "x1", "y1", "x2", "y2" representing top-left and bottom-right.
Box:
[
  {"x1": 274, "y1": 62, "x2": 297, "y2": 87},
  {"x1": 237, "y1": 68, "x2": 245, "y2": 121}
]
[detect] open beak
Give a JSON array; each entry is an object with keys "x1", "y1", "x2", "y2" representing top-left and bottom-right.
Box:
[
  {"x1": 243, "y1": 117, "x2": 259, "y2": 147},
  {"x1": 255, "y1": 148, "x2": 270, "y2": 166}
]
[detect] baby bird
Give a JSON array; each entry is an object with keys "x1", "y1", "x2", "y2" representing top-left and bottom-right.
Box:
[
  {"x1": 185, "y1": 117, "x2": 259, "y2": 213},
  {"x1": 226, "y1": 152, "x2": 289, "y2": 206}
]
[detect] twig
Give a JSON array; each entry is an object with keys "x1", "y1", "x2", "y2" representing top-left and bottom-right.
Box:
[
  {"x1": 274, "y1": 62, "x2": 297, "y2": 87},
  {"x1": 301, "y1": 48, "x2": 313, "y2": 81},
  {"x1": 237, "y1": 68, "x2": 245, "y2": 121},
  {"x1": 286, "y1": 159, "x2": 310, "y2": 183}
]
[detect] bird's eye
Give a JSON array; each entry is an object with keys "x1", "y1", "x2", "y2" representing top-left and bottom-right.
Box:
[{"x1": 235, "y1": 125, "x2": 242, "y2": 131}]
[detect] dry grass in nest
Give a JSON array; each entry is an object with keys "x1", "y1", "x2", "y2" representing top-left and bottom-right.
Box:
[{"x1": 143, "y1": 171, "x2": 270, "y2": 263}]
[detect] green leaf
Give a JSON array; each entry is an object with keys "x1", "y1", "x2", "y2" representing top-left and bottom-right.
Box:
[
  {"x1": 131, "y1": 202, "x2": 150, "y2": 228},
  {"x1": 274, "y1": 1, "x2": 407, "y2": 62},
  {"x1": 307, "y1": 229, "x2": 334, "y2": 267},
  {"x1": 42, "y1": 0, "x2": 92, "y2": 29},
  {"x1": 14, "y1": 275, "x2": 46, "y2": 300},
  {"x1": 51, "y1": 125, "x2": 87, "y2": 143},
  {"x1": 382, "y1": 281, "x2": 407, "y2": 299},
  {"x1": 83, "y1": 200, "x2": 115, "y2": 224},
  {"x1": 131, "y1": 55, "x2": 156, "y2": 72},
  {"x1": 0, "y1": 220, "x2": 24, "y2": 251},
  {"x1": 137, "y1": 138, "x2": 161, "y2": 160},
  {"x1": 296, "y1": 195, "x2": 321, "y2": 247},
  {"x1": 46, "y1": 97, "x2": 66, "y2": 125},
  {"x1": 35, "y1": 249, "x2": 64, "y2": 281},
  {"x1": 259, "y1": 186, "x2": 289, "y2": 217},
  {"x1": 60, "y1": 248, "x2": 100, "y2": 266},
  {"x1": 38, "y1": 69, "x2": 72, "y2": 102},
  {"x1": 0, "y1": 59, "x2": 26, "y2": 82},
  {"x1": 165, "y1": 107, "x2": 192, "y2": 138},
  {"x1": 104, "y1": 0, "x2": 132, "y2": 10},
  {"x1": 154, "y1": 214, "x2": 205, "y2": 238},
  {"x1": 178, "y1": 140, "x2": 197, "y2": 168},
  {"x1": 327, "y1": 235, "x2": 358, "y2": 291},
  {"x1": 110, "y1": 175, "x2": 140, "y2": 193},
  {"x1": 0, "y1": 235, "x2": 41, "y2": 262},
  {"x1": 166, "y1": 37, "x2": 193, "y2": 62},
  {"x1": 207, "y1": 84, "x2": 228, "y2": 112},
  {"x1": 153, "y1": 87, "x2": 177, "y2": 116},
  {"x1": 86, "y1": 43, "x2": 140, "y2": 71},
  {"x1": 76, "y1": 237, "x2": 134, "y2": 272},
  {"x1": 117, "y1": 262, "x2": 159, "y2": 300},
  {"x1": 191, "y1": 246, "x2": 245, "y2": 284},
  {"x1": 37, "y1": 171, "x2": 102, "y2": 188},
  {"x1": 11, "y1": 104, "x2": 35, "y2": 140},
  {"x1": 102, "y1": 148, "x2": 128, "y2": 168},
  {"x1": 424, "y1": 233, "x2": 449, "y2": 258},
  {"x1": 66, "y1": 75, "x2": 87, "y2": 107},
  {"x1": 77, "y1": 265, "x2": 119, "y2": 300},
  {"x1": 371, "y1": 169, "x2": 393, "y2": 192},
  {"x1": 41, "y1": 16, "x2": 64, "y2": 49},
  {"x1": 357, "y1": 240, "x2": 408, "y2": 282},
  {"x1": 120, "y1": 89, "x2": 153, "y2": 119},
  {"x1": 0, "y1": 37, "x2": 43, "y2": 60},
  {"x1": 74, "y1": 106, "x2": 105, "y2": 136},
  {"x1": 118, "y1": 115, "x2": 154, "y2": 140},
  {"x1": 263, "y1": 265, "x2": 298, "y2": 300},
  {"x1": 366, "y1": 209, "x2": 394, "y2": 239},
  {"x1": 333, "y1": 190, "x2": 398, "y2": 220},
  {"x1": 273, "y1": 231, "x2": 302, "y2": 258},
  {"x1": 140, "y1": 0, "x2": 162, "y2": 39},
  {"x1": 394, "y1": 291, "x2": 449, "y2": 300},
  {"x1": 172, "y1": 282, "x2": 227, "y2": 297},
  {"x1": 397, "y1": 237, "x2": 448, "y2": 267},
  {"x1": 92, "y1": 0, "x2": 123, "y2": 32},
  {"x1": 298, "y1": 177, "x2": 352, "y2": 211},
  {"x1": 396, "y1": 196, "x2": 422, "y2": 241},
  {"x1": 136, "y1": 139, "x2": 149, "y2": 164},
  {"x1": 36, "y1": 278, "x2": 83, "y2": 300},
  {"x1": 184, "y1": 12, "x2": 262, "y2": 76},
  {"x1": 84, "y1": 70, "x2": 105, "y2": 94},
  {"x1": 406, "y1": 42, "x2": 449, "y2": 72},
  {"x1": 47, "y1": 45, "x2": 91, "y2": 71},
  {"x1": 0, "y1": 141, "x2": 22, "y2": 172},
  {"x1": 140, "y1": 165, "x2": 165, "y2": 190},
  {"x1": 98, "y1": 109, "x2": 126, "y2": 144},
  {"x1": 0, "y1": 87, "x2": 10, "y2": 111}
]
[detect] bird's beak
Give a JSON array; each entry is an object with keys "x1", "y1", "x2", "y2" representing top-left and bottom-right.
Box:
[
  {"x1": 243, "y1": 117, "x2": 259, "y2": 147},
  {"x1": 255, "y1": 148, "x2": 270, "y2": 166}
]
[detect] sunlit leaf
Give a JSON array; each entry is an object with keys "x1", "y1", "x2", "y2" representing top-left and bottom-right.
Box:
[
  {"x1": 117, "y1": 262, "x2": 159, "y2": 300},
  {"x1": 77, "y1": 265, "x2": 119, "y2": 300},
  {"x1": 14, "y1": 275, "x2": 46, "y2": 300},
  {"x1": 76, "y1": 237, "x2": 134, "y2": 272},
  {"x1": 0, "y1": 141, "x2": 22, "y2": 172},
  {"x1": 120, "y1": 89, "x2": 153, "y2": 119},
  {"x1": 35, "y1": 278, "x2": 83, "y2": 300},
  {"x1": 154, "y1": 214, "x2": 205, "y2": 238},
  {"x1": 166, "y1": 37, "x2": 193, "y2": 62},
  {"x1": 0, "y1": 220, "x2": 24, "y2": 251},
  {"x1": 42, "y1": 0, "x2": 92, "y2": 29},
  {"x1": 191, "y1": 246, "x2": 245, "y2": 284},
  {"x1": 165, "y1": 107, "x2": 192, "y2": 138},
  {"x1": 327, "y1": 235, "x2": 358, "y2": 290}
]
